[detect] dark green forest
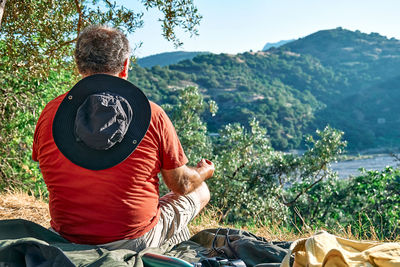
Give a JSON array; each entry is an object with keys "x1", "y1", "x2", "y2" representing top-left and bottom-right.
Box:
[{"x1": 130, "y1": 27, "x2": 400, "y2": 151}]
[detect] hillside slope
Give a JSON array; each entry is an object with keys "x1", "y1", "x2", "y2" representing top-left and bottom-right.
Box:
[
  {"x1": 129, "y1": 28, "x2": 400, "y2": 151},
  {"x1": 283, "y1": 28, "x2": 400, "y2": 148}
]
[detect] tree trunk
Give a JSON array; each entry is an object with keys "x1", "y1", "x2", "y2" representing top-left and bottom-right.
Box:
[{"x1": 0, "y1": 0, "x2": 6, "y2": 28}]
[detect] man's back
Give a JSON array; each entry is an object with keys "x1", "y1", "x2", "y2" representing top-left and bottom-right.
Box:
[
  {"x1": 32, "y1": 25, "x2": 214, "y2": 249},
  {"x1": 33, "y1": 93, "x2": 187, "y2": 244}
]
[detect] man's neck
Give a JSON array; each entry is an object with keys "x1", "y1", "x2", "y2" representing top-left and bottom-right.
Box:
[{"x1": 80, "y1": 72, "x2": 128, "y2": 80}]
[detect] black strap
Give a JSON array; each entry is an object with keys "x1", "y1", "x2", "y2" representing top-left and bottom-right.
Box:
[
  {"x1": 208, "y1": 228, "x2": 246, "y2": 267},
  {"x1": 211, "y1": 228, "x2": 227, "y2": 258},
  {"x1": 225, "y1": 228, "x2": 240, "y2": 260}
]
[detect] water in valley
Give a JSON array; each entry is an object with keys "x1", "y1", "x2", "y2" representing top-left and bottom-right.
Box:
[{"x1": 331, "y1": 154, "x2": 399, "y2": 179}]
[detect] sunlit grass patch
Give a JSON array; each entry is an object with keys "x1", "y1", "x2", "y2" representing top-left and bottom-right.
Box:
[{"x1": 0, "y1": 190, "x2": 50, "y2": 228}]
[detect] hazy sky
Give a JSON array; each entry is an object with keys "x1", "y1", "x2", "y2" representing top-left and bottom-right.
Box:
[{"x1": 122, "y1": 0, "x2": 400, "y2": 58}]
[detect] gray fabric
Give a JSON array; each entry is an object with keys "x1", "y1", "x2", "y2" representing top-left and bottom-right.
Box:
[
  {"x1": 0, "y1": 220, "x2": 291, "y2": 267},
  {"x1": 0, "y1": 219, "x2": 169, "y2": 267},
  {"x1": 98, "y1": 236, "x2": 147, "y2": 252},
  {"x1": 168, "y1": 228, "x2": 291, "y2": 267},
  {"x1": 96, "y1": 191, "x2": 200, "y2": 252},
  {"x1": 144, "y1": 190, "x2": 201, "y2": 248},
  {"x1": 75, "y1": 92, "x2": 133, "y2": 150}
]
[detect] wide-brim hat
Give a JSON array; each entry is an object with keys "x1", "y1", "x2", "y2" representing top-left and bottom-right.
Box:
[{"x1": 52, "y1": 74, "x2": 151, "y2": 170}]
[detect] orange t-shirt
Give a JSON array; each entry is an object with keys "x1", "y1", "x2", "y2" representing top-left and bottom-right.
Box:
[{"x1": 32, "y1": 92, "x2": 188, "y2": 244}]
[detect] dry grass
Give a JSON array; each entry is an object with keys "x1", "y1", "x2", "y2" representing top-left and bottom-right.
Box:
[
  {"x1": 0, "y1": 190, "x2": 50, "y2": 228},
  {"x1": 189, "y1": 207, "x2": 314, "y2": 241},
  {"x1": 0, "y1": 190, "x2": 307, "y2": 241},
  {"x1": 189, "y1": 208, "x2": 400, "y2": 243},
  {"x1": 1, "y1": 191, "x2": 397, "y2": 243}
]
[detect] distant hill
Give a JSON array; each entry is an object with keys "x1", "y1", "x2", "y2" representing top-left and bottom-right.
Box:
[
  {"x1": 130, "y1": 28, "x2": 400, "y2": 151},
  {"x1": 136, "y1": 51, "x2": 210, "y2": 68},
  {"x1": 282, "y1": 27, "x2": 400, "y2": 148},
  {"x1": 282, "y1": 27, "x2": 400, "y2": 91},
  {"x1": 130, "y1": 51, "x2": 338, "y2": 149},
  {"x1": 262, "y1": 39, "x2": 294, "y2": 51}
]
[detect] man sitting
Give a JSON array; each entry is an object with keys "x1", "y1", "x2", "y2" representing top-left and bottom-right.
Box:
[{"x1": 32, "y1": 24, "x2": 214, "y2": 251}]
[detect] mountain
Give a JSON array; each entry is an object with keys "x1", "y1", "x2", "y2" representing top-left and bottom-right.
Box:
[
  {"x1": 129, "y1": 28, "x2": 400, "y2": 151},
  {"x1": 282, "y1": 27, "x2": 400, "y2": 148},
  {"x1": 136, "y1": 51, "x2": 210, "y2": 68},
  {"x1": 262, "y1": 39, "x2": 295, "y2": 51},
  {"x1": 130, "y1": 51, "x2": 335, "y2": 149},
  {"x1": 282, "y1": 27, "x2": 400, "y2": 92}
]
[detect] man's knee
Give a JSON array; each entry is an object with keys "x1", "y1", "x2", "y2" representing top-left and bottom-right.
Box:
[{"x1": 193, "y1": 182, "x2": 210, "y2": 210}]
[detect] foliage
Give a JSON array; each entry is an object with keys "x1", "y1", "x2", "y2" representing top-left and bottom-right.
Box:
[
  {"x1": 338, "y1": 167, "x2": 400, "y2": 239},
  {"x1": 168, "y1": 88, "x2": 343, "y2": 227},
  {"x1": 162, "y1": 86, "x2": 216, "y2": 165},
  {"x1": 0, "y1": 0, "x2": 202, "y2": 190},
  {"x1": 170, "y1": 87, "x2": 398, "y2": 239},
  {"x1": 209, "y1": 120, "x2": 285, "y2": 223},
  {"x1": 292, "y1": 167, "x2": 400, "y2": 239},
  {"x1": 208, "y1": 125, "x2": 346, "y2": 225},
  {"x1": 0, "y1": 69, "x2": 73, "y2": 195},
  {"x1": 281, "y1": 127, "x2": 347, "y2": 207},
  {"x1": 143, "y1": 0, "x2": 202, "y2": 47}
]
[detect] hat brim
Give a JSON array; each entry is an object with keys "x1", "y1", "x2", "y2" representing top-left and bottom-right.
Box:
[{"x1": 52, "y1": 74, "x2": 151, "y2": 170}]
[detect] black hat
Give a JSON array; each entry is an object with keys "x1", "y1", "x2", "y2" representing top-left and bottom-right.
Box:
[{"x1": 52, "y1": 74, "x2": 151, "y2": 170}]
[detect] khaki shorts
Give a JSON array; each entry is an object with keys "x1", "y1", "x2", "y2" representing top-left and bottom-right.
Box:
[{"x1": 99, "y1": 190, "x2": 201, "y2": 251}]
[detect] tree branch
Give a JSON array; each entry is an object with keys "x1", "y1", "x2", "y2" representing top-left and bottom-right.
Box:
[
  {"x1": 45, "y1": 38, "x2": 77, "y2": 56},
  {"x1": 278, "y1": 173, "x2": 283, "y2": 186},
  {"x1": 0, "y1": 0, "x2": 7, "y2": 28},
  {"x1": 390, "y1": 152, "x2": 400, "y2": 165},
  {"x1": 74, "y1": 0, "x2": 83, "y2": 35},
  {"x1": 284, "y1": 166, "x2": 326, "y2": 207},
  {"x1": 229, "y1": 162, "x2": 246, "y2": 180},
  {"x1": 219, "y1": 161, "x2": 247, "y2": 222},
  {"x1": 34, "y1": 0, "x2": 83, "y2": 56},
  {"x1": 293, "y1": 206, "x2": 309, "y2": 229}
]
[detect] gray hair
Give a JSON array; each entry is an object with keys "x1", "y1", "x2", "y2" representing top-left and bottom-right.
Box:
[{"x1": 74, "y1": 25, "x2": 130, "y2": 75}]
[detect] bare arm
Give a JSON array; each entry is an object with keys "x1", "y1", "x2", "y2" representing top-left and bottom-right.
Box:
[{"x1": 161, "y1": 159, "x2": 215, "y2": 196}]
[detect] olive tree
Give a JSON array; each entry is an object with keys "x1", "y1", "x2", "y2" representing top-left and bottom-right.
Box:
[
  {"x1": 168, "y1": 86, "x2": 347, "y2": 227},
  {"x1": 0, "y1": 0, "x2": 201, "y2": 191}
]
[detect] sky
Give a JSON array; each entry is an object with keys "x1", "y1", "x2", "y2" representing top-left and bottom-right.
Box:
[{"x1": 121, "y1": 0, "x2": 400, "y2": 58}]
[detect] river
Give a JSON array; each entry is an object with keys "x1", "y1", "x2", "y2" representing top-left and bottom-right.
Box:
[{"x1": 330, "y1": 154, "x2": 399, "y2": 179}]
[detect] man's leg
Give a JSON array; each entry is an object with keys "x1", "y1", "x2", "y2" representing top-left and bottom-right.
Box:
[
  {"x1": 190, "y1": 181, "x2": 210, "y2": 210},
  {"x1": 143, "y1": 182, "x2": 210, "y2": 248}
]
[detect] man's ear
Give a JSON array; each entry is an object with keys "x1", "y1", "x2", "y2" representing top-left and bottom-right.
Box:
[{"x1": 118, "y1": 58, "x2": 129, "y2": 79}]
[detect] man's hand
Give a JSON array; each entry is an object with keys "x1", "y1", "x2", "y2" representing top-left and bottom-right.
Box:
[
  {"x1": 161, "y1": 158, "x2": 215, "y2": 196},
  {"x1": 196, "y1": 159, "x2": 215, "y2": 181}
]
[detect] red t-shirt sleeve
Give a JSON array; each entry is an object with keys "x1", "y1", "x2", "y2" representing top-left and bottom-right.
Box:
[{"x1": 157, "y1": 108, "x2": 188, "y2": 170}]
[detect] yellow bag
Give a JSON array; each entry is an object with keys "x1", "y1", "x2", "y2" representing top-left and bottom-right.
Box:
[{"x1": 281, "y1": 231, "x2": 400, "y2": 267}]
